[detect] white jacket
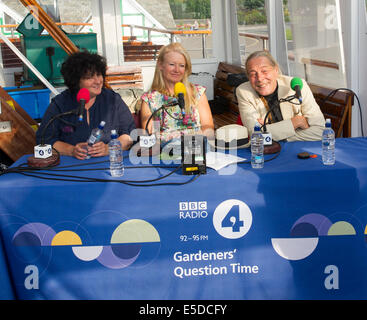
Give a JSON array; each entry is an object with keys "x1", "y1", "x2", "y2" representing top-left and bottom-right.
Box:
[{"x1": 236, "y1": 75, "x2": 325, "y2": 141}]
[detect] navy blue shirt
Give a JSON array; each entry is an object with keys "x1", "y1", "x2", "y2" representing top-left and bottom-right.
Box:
[{"x1": 36, "y1": 88, "x2": 136, "y2": 146}]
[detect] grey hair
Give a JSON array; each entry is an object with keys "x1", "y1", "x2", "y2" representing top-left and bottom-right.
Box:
[{"x1": 245, "y1": 50, "x2": 282, "y2": 75}]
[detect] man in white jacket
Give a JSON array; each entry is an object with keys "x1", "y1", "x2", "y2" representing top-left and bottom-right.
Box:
[{"x1": 236, "y1": 51, "x2": 325, "y2": 142}]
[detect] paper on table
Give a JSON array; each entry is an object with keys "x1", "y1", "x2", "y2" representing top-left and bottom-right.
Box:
[{"x1": 206, "y1": 152, "x2": 247, "y2": 171}]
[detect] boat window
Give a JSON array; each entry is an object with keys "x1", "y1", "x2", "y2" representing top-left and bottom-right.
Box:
[
  {"x1": 235, "y1": 0, "x2": 270, "y2": 65},
  {"x1": 285, "y1": 0, "x2": 347, "y2": 88},
  {"x1": 119, "y1": 0, "x2": 212, "y2": 61}
]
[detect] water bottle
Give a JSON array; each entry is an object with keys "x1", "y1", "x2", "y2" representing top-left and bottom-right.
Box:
[
  {"x1": 85, "y1": 121, "x2": 106, "y2": 159},
  {"x1": 251, "y1": 122, "x2": 264, "y2": 169},
  {"x1": 322, "y1": 118, "x2": 335, "y2": 165},
  {"x1": 108, "y1": 130, "x2": 124, "y2": 177}
]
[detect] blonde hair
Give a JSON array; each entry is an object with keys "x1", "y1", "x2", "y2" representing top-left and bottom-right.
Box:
[
  {"x1": 151, "y1": 43, "x2": 196, "y2": 112},
  {"x1": 245, "y1": 50, "x2": 282, "y2": 75}
]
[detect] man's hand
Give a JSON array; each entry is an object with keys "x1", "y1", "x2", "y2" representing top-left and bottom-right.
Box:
[{"x1": 291, "y1": 115, "x2": 310, "y2": 130}]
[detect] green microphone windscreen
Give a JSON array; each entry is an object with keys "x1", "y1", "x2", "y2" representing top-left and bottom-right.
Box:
[{"x1": 291, "y1": 77, "x2": 303, "y2": 90}]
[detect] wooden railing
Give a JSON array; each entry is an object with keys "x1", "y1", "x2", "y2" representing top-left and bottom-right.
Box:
[
  {"x1": 1, "y1": 22, "x2": 212, "y2": 58},
  {"x1": 239, "y1": 32, "x2": 269, "y2": 50},
  {"x1": 122, "y1": 24, "x2": 211, "y2": 58},
  {"x1": 0, "y1": 21, "x2": 342, "y2": 70},
  {"x1": 0, "y1": 22, "x2": 93, "y2": 38},
  {"x1": 288, "y1": 53, "x2": 340, "y2": 82}
]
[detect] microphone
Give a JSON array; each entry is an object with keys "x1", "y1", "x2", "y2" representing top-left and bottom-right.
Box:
[
  {"x1": 143, "y1": 83, "x2": 186, "y2": 136},
  {"x1": 290, "y1": 77, "x2": 303, "y2": 104},
  {"x1": 76, "y1": 88, "x2": 90, "y2": 122},
  {"x1": 174, "y1": 82, "x2": 186, "y2": 115}
]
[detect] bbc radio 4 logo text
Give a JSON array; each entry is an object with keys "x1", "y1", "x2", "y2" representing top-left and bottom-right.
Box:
[{"x1": 179, "y1": 202, "x2": 208, "y2": 219}]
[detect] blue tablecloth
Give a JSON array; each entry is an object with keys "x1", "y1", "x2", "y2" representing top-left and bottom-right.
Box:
[{"x1": 0, "y1": 137, "x2": 366, "y2": 299}]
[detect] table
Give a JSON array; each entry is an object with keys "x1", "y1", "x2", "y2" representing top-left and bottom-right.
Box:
[{"x1": 0, "y1": 138, "x2": 366, "y2": 299}]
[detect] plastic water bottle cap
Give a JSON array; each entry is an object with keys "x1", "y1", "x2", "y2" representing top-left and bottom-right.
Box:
[
  {"x1": 99, "y1": 121, "x2": 106, "y2": 129},
  {"x1": 325, "y1": 118, "x2": 331, "y2": 128},
  {"x1": 111, "y1": 129, "x2": 118, "y2": 139},
  {"x1": 254, "y1": 122, "x2": 261, "y2": 131}
]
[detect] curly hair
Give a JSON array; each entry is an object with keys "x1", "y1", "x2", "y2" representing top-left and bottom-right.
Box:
[{"x1": 61, "y1": 51, "x2": 107, "y2": 93}]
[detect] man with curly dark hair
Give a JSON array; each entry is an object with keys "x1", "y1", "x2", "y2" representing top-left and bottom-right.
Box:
[{"x1": 36, "y1": 51, "x2": 135, "y2": 159}]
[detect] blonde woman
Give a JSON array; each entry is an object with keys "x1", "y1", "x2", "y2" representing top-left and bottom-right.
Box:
[
  {"x1": 140, "y1": 43, "x2": 214, "y2": 142},
  {"x1": 236, "y1": 50, "x2": 325, "y2": 141}
]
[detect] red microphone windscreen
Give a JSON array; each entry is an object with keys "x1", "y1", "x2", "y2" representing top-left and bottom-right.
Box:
[{"x1": 77, "y1": 88, "x2": 90, "y2": 103}]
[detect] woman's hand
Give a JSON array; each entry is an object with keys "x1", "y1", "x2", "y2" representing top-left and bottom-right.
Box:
[
  {"x1": 87, "y1": 141, "x2": 109, "y2": 157},
  {"x1": 72, "y1": 142, "x2": 88, "y2": 160},
  {"x1": 53, "y1": 141, "x2": 107, "y2": 160}
]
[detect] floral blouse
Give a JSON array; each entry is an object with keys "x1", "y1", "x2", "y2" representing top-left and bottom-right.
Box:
[{"x1": 141, "y1": 84, "x2": 206, "y2": 142}]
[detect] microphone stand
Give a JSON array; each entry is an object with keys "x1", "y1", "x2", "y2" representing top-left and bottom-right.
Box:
[
  {"x1": 40, "y1": 109, "x2": 80, "y2": 145},
  {"x1": 144, "y1": 100, "x2": 180, "y2": 135},
  {"x1": 262, "y1": 94, "x2": 300, "y2": 154},
  {"x1": 137, "y1": 101, "x2": 180, "y2": 157},
  {"x1": 27, "y1": 108, "x2": 80, "y2": 168}
]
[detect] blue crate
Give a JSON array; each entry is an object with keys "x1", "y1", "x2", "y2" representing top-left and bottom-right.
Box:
[{"x1": 4, "y1": 86, "x2": 51, "y2": 120}]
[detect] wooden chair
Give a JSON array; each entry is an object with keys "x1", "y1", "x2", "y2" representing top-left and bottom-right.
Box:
[
  {"x1": 122, "y1": 41, "x2": 163, "y2": 62},
  {"x1": 211, "y1": 62, "x2": 247, "y2": 129},
  {"x1": 106, "y1": 65, "x2": 144, "y2": 90},
  {"x1": 309, "y1": 84, "x2": 354, "y2": 138},
  {"x1": 211, "y1": 62, "x2": 355, "y2": 138}
]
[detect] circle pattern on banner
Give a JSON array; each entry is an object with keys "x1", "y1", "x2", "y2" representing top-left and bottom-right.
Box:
[{"x1": 213, "y1": 199, "x2": 253, "y2": 239}]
